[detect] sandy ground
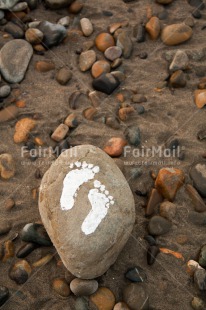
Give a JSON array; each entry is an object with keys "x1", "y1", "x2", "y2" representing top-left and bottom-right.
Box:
[{"x1": 0, "y1": 0, "x2": 206, "y2": 309}]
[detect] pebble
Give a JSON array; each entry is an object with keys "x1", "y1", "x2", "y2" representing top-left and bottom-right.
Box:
[
  {"x1": 32, "y1": 253, "x2": 53, "y2": 267},
  {"x1": 91, "y1": 60, "x2": 110, "y2": 78},
  {"x1": 0, "y1": 153, "x2": 15, "y2": 179},
  {"x1": 161, "y1": 23, "x2": 193, "y2": 45},
  {"x1": 83, "y1": 107, "x2": 97, "y2": 120},
  {"x1": 9, "y1": 260, "x2": 32, "y2": 284},
  {"x1": 146, "y1": 188, "x2": 163, "y2": 216},
  {"x1": 11, "y1": 2, "x2": 28, "y2": 11},
  {"x1": 147, "y1": 245, "x2": 160, "y2": 265},
  {"x1": 116, "y1": 30, "x2": 133, "y2": 59},
  {"x1": 38, "y1": 21, "x2": 67, "y2": 48},
  {"x1": 5, "y1": 198, "x2": 15, "y2": 211},
  {"x1": 70, "y1": 279, "x2": 98, "y2": 296},
  {"x1": 51, "y1": 124, "x2": 69, "y2": 142},
  {"x1": 170, "y1": 70, "x2": 186, "y2": 88},
  {"x1": 125, "y1": 126, "x2": 141, "y2": 146},
  {"x1": 58, "y1": 16, "x2": 70, "y2": 28},
  {"x1": 111, "y1": 58, "x2": 122, "y2": 69},
  {"x1": 125, "y1": 266, "x2": 147, "y2": 283},
  {"x1": 0, "y1": 286, "x2": 9, "y2": 307},
  {"x1": 113, "y1": 302, "x2": 130, "y2": 310},
  {"x1": 0, "y1": 105, "x2": 18, "y2": 122},
  {"x1": 0, "y1": 39, "x2": 33, "y2": 83},
  {"x1": 90, "y1": 287, "x2": 115, "y2": 310},
  {"x1": 80, "y1": 18, "x2": 93, "y2": 37},
  {"x1": 0, "y1": 85, "x2": 11, "y2": 98},
  {"x1": 25, "y1": 28, "x2": 44, "y2": 45},
  {"x1": 144, "y1": 235, "x2": 156, "y2": 246},
  {"x1": 0, "y1": 221, "x2": 11, "y2": 235},
  {"x1": 79, "y1": 50, "x2": 96, "y2": 72},
  {"x1": 148, "y1": 215, "x2": 172, "y2": 235},
  {"x1": 104, "y1": 137, "x2": 127, "y2": 157},
  {"x1": 155, "y1": 167, "x2": 185, "y2": 201},
  {"x1": 169, "y1": 50, "x2": 189, "y2": 72},
  {"x1": 35, "y1": 61, "x2": 55, "y2": 72},
  {"x1": 4, "y1": 22, "x2": 24, "y2": 39},
  {"x1": 119, "y1": 107, "x2": 135, "y2": 121},
  {"x1": 44, "y1": 0, "x2": 74, "y2": 9},
  {"x1": 194, "y1": 269, "x2": 206, "y2": 290},
  {"x1": 56, "y1": 67, "x2": 72, "y2": 85},
  {"x1": 92, "y1": 73, "x2": 120, "y2": 94},
  {"x1": 194, "y1": 90, "x2": 206, "y2": 109},
  {"x1": 14, "y1": 118, "x2": 36, "y2": 144},
  {"x1": 0, "y1": 0, "x2": 19, "y2": 9},
  {"x1": 123, "y1": 283, "x2": 149, "y2": 310},
  {"x1": 191, "y1": 297, "x2": 206, "y2": 310},
  {"x1": 16, "y1": 243, "x2": 38, "y2": 258},
  {"x1": 187, "y1": 260, "x2": 203, "y2": 276},
  {"x1": 20, "y1": 223, "x2": 52, "y2": 246},
  {"x1": 159, "y1": 201, "x2": 177, "y2": 220},
  {"x1": 132, "y1": 94, "x2": 147, "y2": 103},
  {"x1": 29, "y1": 21, "x2": 41, "y2": 28},
  {"x1": 69, "y1": 0, "x2": 83, "y2": 13},
  {"x1": 190, "y1": 162, "x2": 206, "y2": 197},
  {"x1": 145, "y1": 16, "x2": 161, "y2": 40},
  {"x1": 199, "y1": 245, "x2": 206, "y2": 267},
  {"x1": 104, "y1": 46, "x2": 122, "y2": 61},
  {"x1": 39, "y1": 145, "x2": 135, "y2": 279},
  {"x1": 64, "y1": 113, "x2": 78, "y2": 128},
  {"x1": 111, "y1": 71, "x2": 125, "y2": 82},
  {"x1": 95, "y1": 33, "x2": 115, "y2": 52},
  {"x1": 186, "y1": 184, "x2": 206, "y2": 212},
  {"x1": 52, "y1": 278, "x2": 70, "y2": 297}
]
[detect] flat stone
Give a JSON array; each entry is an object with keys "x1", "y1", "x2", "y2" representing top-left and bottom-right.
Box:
[
  {"x1": 39, "y1": 145, "x2": 135, "y2": 278},
  {"x1": 0, "y1": 39, "x2": 33, "y2": 83},
  {"x1": 104, "y1": 46, "x2": 122, "y2": 61},
  {"x1": 80, "y1": 18, "x2": 93, "y2": 37},
  {"x1": 79, "y1": 50, "x2": 96, "y2": 72},
  {"x1": 161, "y1": 23, "x2": 193, "y2": 46}
]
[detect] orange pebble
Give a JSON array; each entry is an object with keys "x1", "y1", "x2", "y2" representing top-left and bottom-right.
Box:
[{"x1": 16, "y1": 100, "x2": 26, "y2": 108}]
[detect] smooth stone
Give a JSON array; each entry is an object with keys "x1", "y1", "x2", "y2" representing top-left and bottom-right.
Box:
[
  {"x1": 159, "y1": 201, "x2": 177, "y2": 220},
  {"x1": 188, "y1": 211, "x2": 206, "y2": 226},
  {"x1": 161, "y1": 23, "x2": 193, "y2": 46},
  {"x1": 14, "y1": 118, "x2": 36, "y2": 143},
  {"x1": 145, "y1": 16, "x2": 161, "y2": 40},
  {"x1": 146, "y1": 188, "x2": 163, "y2": 216},
  {"x1": 20, "y1": 223, "x2": 52, "y2": 246},
  {"x1": 104, "y1": 137, "x2": 127, "y2": 157},
  {"x1": 69, "y1": 0, "x2": 83, "y2": 13},
  {"x1": 0, "y1": 154, "x2": 15, "y2": 179},
  {"x1": 147, "y1": 245, "x2": 160, "y2": 265},
  {"x1": 4, "y1": 22, "x2": 24, "y2": 39},
  {"x1": 144, "y1": 235, "x2": 157, "y2": 246},
  {"x1": 90, "y1": 287, "x2": 115, "y2": 310},
  {"x1": 33, "y1": 253, "x2": 53, "y2": 268},
  {"x1": 186, "y1": 184, "x2": 206, "y2": 212},
  {"x1": 11, "y1": 2, "x2": 28, "y2": 11},
  {"x1": 155, "y1": 167, "x2": 185, "y2": 201},
  {"x1": 35, "y1": 61, "x2": 55, "y2": 72},
  {"x1": 0, "y1": 0, "x2": 19, "y2": 9},
  {"x1": 0, "y1": 105, "x2": 18, "y2": 122},
  {"x1": 64, "y1": 113, "x2": 78, "y2": 128},
  {"x1": 95, "y1": 33, "x2": 115, "y2": 52},
  {"x1": 113, "y1": 302, "x2": 130, "y2": 310},
  {"x1": 148, "y1": 215, "x2": 172, "y2": 236},
  {"x1": 39, "y1": 145, "x2": 135, "y2": 279},
  {"x1": 45, "y1": 0, "x2": 74, "y2": 9},
  {"x1": 194, "y1": 269, "x2": 206, "y2": 290},
  {"x1": 80, "y1": 18, "x2": 93, "y2": 37},
  {"x1": 125, "y1": 126, "x2": 141, "y2": 146},
  {"x1": 0, "y1": 39, "x2": 33, "y2": 83},
  {"x1": 9, "y1": 260, "x2": 32, "y2": 284},
  {"x1": 52, "y1": 278, "x2": 70, "y2": 297},
  {"x1": 51, "y1": 124, "x2": 69, "y2": 142},
  {"x1": 0, "y1": 85, "x2": 11, "y2": 98},
  {"x1": 93, "y1": 73, "x2": 120, "y2": 95},
  {"x1": 199, "y1": 245, "x2": 206, "y2": 267},
  {"x1": 25, "y1": 28, "x2": 43, "y2": 45},
  {"x1": 0, "y1": 286, "x2": 9, "y2": 307},
  {"x1": 170, "y1": 70, "x2": 186, "y2": 88},
  {"x1": 0, "y1": 221, "x2": 11, "y2": 235},
  {"x1": 38, "y1": 21, "x2": 67, "y2": 48},
  {"x1": 4, "y1": 198, "x2": 15, "y2": 211},
  {"x1": 79, "y1": 50, "x2": 96, "y2": 72},
  {"x1": 194, "y1": 90, "x2": 206, "y2": 109},
  {"x1": 91, "y1": 60, "x2": 110, "y2": 78},
  {"x1": 132, "y1": 94, "x2": 147, "y2": 103},
  {"x1": 104, "y1": 46, "x2": 122, "y2": 61},
  {"x1": 56, "y1": 67, "x2": 72, "y2": 85},
  {"x1": 123, "y1": 284, "x2": 149, "y2": 310},
  {"x1": 190, "y1": 163, "x2": 206, "y2": 197},
  {"x1": 70, "y1": 279, "x2": 98, "y2": 296},
  {"x1": 191, "y1": 297, "x2": 206, "y2": 310},
  {"x1": 116, "y1": 30, "x2": 133, "y2": 59},
  {"x1": 169, "y1": 50, "x2": 189, "y2": 72},
  {"x1": 135, "y1": 23, "x2": 146, "y2": 43},
  {"x1": 16, "y1": 242, "x2": 38, "y2": 258},
  {"x1": 187, "y1": 260, "x2": 203, "y2": 276},
  {"x1": 28, "y1": 21, "x2": 41, "y2": 28},
  {"x1": 125, "y1": 266, "x2": 147, "y2": 283},
  {"x1": 0, "y1": 10, "x2": 5, "y2": 20},
  {"x1": 58, "y1": 16, "x2": 70, "y2": 27},
  {"x1": 111, "y1": 58, "x2": 122, "y2": 69}
]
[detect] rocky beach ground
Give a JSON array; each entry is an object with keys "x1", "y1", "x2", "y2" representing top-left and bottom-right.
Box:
[{"x1": 0, "y1": 0, "x2": 206, "y2": 309}]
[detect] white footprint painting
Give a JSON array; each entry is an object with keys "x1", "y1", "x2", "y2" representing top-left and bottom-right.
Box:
[{"x1": 60, "y1": 161, "x2": 114, "y2": 235}]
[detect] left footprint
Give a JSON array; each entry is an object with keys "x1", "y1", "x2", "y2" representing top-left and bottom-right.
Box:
[{"x1": 60, "y1": 161, "x2": 100, "y2": 211}]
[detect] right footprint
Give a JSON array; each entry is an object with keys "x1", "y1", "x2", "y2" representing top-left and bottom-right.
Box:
[{"x1": 81, "y1": 180, "x2": 114, "y2": 235}]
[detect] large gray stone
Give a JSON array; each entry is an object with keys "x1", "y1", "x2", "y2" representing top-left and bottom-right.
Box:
[
  {"x1": 0, "y1": 0, "x2": 19, "y2": 9},
  {"x1": 0, "y1": 39, "x2": 33, "y2": 83},
  {"x1": 39, "y1": 145, "x2": 135, "y2": 279},
  {"x1": 44, "y1": 0, "x2": 74, "y2": 9}
]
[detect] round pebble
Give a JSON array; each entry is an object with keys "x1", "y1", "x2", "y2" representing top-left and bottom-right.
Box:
[
  {"x1": 80, "y1": 18, "x2": 93, "y2": 37},
  {"x1": 52, "y1": 278, "x2": 70, "y2": 297},
  {"x1": 70, "y1": 278, "x2": 98, "y2": 296},
  {"x1": 104, "y1": 46, "x2": 122, "y2": 61},
  {"x1": 95, "y1": 33, "x2": 115, "y2": 52},
  {"x1": 91, "y1": 60, "x2": 110, "y2": 78},
  {"x1": 90, "y1": 287, "x2": 115, "y2": 310}
]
